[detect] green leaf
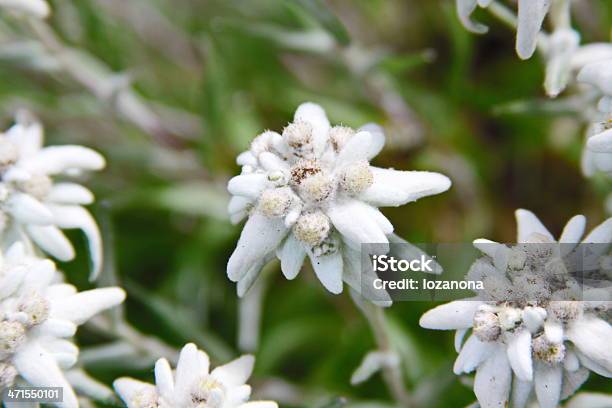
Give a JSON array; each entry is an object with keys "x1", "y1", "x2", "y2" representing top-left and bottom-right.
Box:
[{"x1": 288, "y1": 0, "x2": 351, "y2": 46}]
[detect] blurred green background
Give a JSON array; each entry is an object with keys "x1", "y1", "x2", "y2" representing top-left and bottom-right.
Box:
[{"x1": 0, "y1": 0, "x2": 610, "y2": 407}]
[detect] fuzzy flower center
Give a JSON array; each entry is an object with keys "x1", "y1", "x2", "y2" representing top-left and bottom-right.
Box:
[
  {"x1": 15, "y1": 174, "x2": 52, "y2": 200},
  {"x1": 0, "y1": 320, "x2": 26, "y2": 355},
  {"x1": 293, "y1": 212, "x2": 331, "y2": 246},
  {"x1": 191, "y1": 376, "x2": 226, "y2": 408}
]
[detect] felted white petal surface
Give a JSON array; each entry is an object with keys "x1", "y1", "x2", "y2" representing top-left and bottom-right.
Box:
[
  {"x1": 237, "y1": 151, "x2": 257, "y2": 166},
  {"x1": 511, "y1": 377, "x2": 533, "y2": 408},
  {"x1": 534, "y1": 363, "x2": 562, "y2": 408},
  {"x1": 258, "y1": 152, "x2": 289, "y2": 172},
  {"x1": 561, "y1": 368, "x2": 589, "y2": 400},
  {"x1": 473, "y1": 346, "x2": 512, "y2": 408},
  {"x1": 293, "y1": 102, "x2": 330, "y2": 156},
  {"x1": 226, "y1": 384, "x2": 252, "y2": 406},
  {"x1": 173, "y1": 343, "x2": 204, "y2": 404},
  {"x1": 567, "y1": 317, "x2": 612, "y2": 373},
  {"x1": 453, "y1": 334, "x2": 496, "y2": 374},
  {"x1": 154, "y1": 358, "x2": 174, "y2": 400},
  {"x1": 419, "y1": 298, "x2": 482, "y2": 330},
  {"x1": 22, "y1": 145, "x2": 105, "y2": 175},
  {"x1": 47, "y1": 205, "x2": 102, "y2": 280},
  {"x1": 227, "y1": 213, "x2": 287, "y2": 282},
  {"x1": 227, "y1": 174, "x2": 268, "y2": 199},
  {"x1": 559, "y1": 215, "x2": 586, "y2": 243},
  {"x1": 277, "y1": 234, "x2": 306, "y2": 280},
  {"x1": 34, "y1": 318, "x2": 77, "y2": 338},
  {"x1": 113, "y1": 378, "x2": 157, "y2": 408},
  {"x1": 26, "y1": 225, "x2": 75, "y2": 261},
  {"x1": 515, "y1": 209, "x2": 554, "y2": 242},
  {"x1": 50, "y1": 287, "x2": 125, "y2": 325},
  {"x1": 307, "y1": 249, "x2": 343, "y2": 294},
  {"x1": 506, "y1": 329, "x2": 533, "y2": 381},
  {"x1": 46, "y1": 183, "x2": 94, "y2": 205},
  {"x1": 7, "y1": 192, "x2": 54, "y2": 225},
  {"x1": 5, "y1": 122, "x2": 43, "y2": 158},
  {"x1": 456, "y1": 0, "x2": 488, "y2": 34},
  {"x1": 565, "y1": 392, "x2": 612, "y2": 408},
  {"x1": 327, "y1": 200, "x2": 389, "y2": 250},
  {"x1": 20, "y1": 259, "x2": 55, "y2": 292},
  {"x1": 211, "y1": 354, "x2": 255, "y2": 387},
  {"x1": 587, "y1": 128, "x2": 612, "y2": 153},
  {"x1": 571, "y1": 43, "x2": 612, "y2": 70},
  {"x1": 13, "y1": 341, "x2": 79, "y2": 408},
  {"x1": 578, "y1": 60, "x2": 612, "y2": 95},
  {"x1": 335, "y1": 130, "x2": 384, "y2": 167},
  {"x1": 516, "y1": 0, "x2": 550, "y2": 60},
  {"x1": 359, "y1": 168, "x2": 451, "y2": 207}
]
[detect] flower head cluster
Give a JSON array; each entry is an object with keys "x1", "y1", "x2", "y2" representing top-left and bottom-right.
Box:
[
  {"x1": 420, "y1": 209, "x2": 612, "y2": 408},
  {"x1": 227, "y1": 102, "x2": 450, "y2": 296},
  {"x1": 0, "y1": 242, "x2": 125, "y2": 407},
  {"x1": 0, "y1": 114, "x2": 105, "y2": 279},
  {"x1": 114, "y1": 343, "x2": 277, "y2": 408}
]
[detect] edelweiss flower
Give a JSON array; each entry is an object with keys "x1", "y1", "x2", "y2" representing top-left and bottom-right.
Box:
[
  {"x1": 114, "y1": 343, "x2": 278, "y2": 408},
  {"x1": 226, "y1": 102, "x2": 450, "y2": 296},
  {"x1": 456, "y1": 0, "x2": 551, "y2": 59},
  {"x1": 0, "y1": 114, "x2": 106, "y2": 279},
  {"x1": 420, "y1": 209, "x2": 612, "y2": 408},
  {"x1": 0, "y1": 242, "x2": 125, "y2": 407},
  {"x1": 578, "y1": 59, "x2": 612, "y2": 177}
]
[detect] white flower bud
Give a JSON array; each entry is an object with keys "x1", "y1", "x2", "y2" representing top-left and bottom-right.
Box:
[
  {"x1": 0, "y1": 362, "x2": 17, "y2": 389},
  {"x1": 329, "y1": 126, "x2": 354, "y2": 152},
  {"x1": 299, "y1": 172, "x2": 334, "y2": 202},
  {"x1": 258, "y1": 188, "x2": 293, "y2": 218},
  {"x1": 339, "y1": 161, "x2": 373, "y2": 195},
  {"x1": 16, "y1": 174, "x2": 52, "y2": 200},
  {"x1": 473, "y1": 309, "x2": 501, "y2": 342},
  {"x1": 293, "y1": 212, "x2": 330, "y2": 247},
  {"x1": 0, "y1": 320, "x2": 26, "y2": 354},
  {"x1": 0, "y1": 138, "x2": 18, "y2": 170},
  {"x1": 192, "y1": 376, "x2": 226, "y2": 408},
  {"x1": 548, "y1": 301, "x2": 583, "y2": 323},
  {"x1": 532, "y1": 334, "x2": 565, "y2": 364},
  {"x1": 18, "y1": 293, "x2": 50, "y2": 326},
  {"x1": 498, "y1": 307, "x2": 522, "y2": 331},
  {"x1": 283, "y1": 121, "x2": 313, "y2": 158}
]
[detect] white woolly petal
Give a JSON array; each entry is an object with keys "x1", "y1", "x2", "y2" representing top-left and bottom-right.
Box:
[
  {"x1": 453, "y1": 334, "x2": 496, "y2": 374},
  {"x1": 227, "y1": 214, "x2": 287, "y2": 282},
  {"x1": 26, "y1": 225, "x2": 75, "y2": 261},
  {"x1": 578, "y1": 60, "x2": 612, "y2": 95},
  {"x1": 211, "y1": 354, "x2": 255, "y2": 387},
  {"x1": 174, "y1": 344, "x2": 206, "y2": 404},
  {"x1": 342, "y1": 245, "x2": 392, "y2": 307},
  {"x1": 34, "y1": 318, "x2": 77, "y2": 338},
  {"x1": 0, "y1": 266, "x2": 25, "y2": 299},
  {"x1": 258, "y1": 152, "x2": 289, "y2": 172},
  {"x1": 576, "y1": 350, "x2": 612, "y2": 377},
  {"x1": 335, "y1": 131, "x2": 385, "y2": 168},
  {"x1": 154, "y1": 358, "x2": 174, "y2": 399},
  {"x1": 226, "y1": 384, "x2": 252, "y2": 406},
  {"x1": 50, "y1": 287, "x2": 125, "y2": 324},
  {"x1": 21, "y1": 259, "x2": 55, "y2": 292},
  {"x1": 571, "y1": 43, "x2": 612, "y2": 70},
  {"x1": 45, "y1": 283, "x2": 77, "y2": 300},
  {"x1": 236, "y1": 253, "x2": 273, "y2": 298},
  {"x1": 5, "y1": 122, "x2": 43, "y2": 158},
  {"x1": 307, "y1": 249, "x2": 343, "y2": 294},
  {"x1": 277, "y1": 234, "x2": 306, "y2": 280},
  {"x1": 419, "y1": 298, "x2": 482, "y2": 330},
  {"x1": 473, "y1": 346, "x2": 512, "y2": 408},
  {"x1": 6, "y1": 193, "x2": 54, "y2": 225},
  {"x1": 567, "y1": 317, "x2": 612, "y2": 373},
  {"x1": 114, "y1": 378, "x2": 156, "y2": 408},
  {"x1": 456, "y1": 0, "x2": 488, "y2": 34},
  {"x1": 506, "y1": 330, "x2": 533, "y2": 381},
  {"x1": 293, "y1": 102, "x2": 330, "y2": 156},
  {"x1": 511, "y1": 377, "x2": 533, "y2": 408},
  {"x1": 45, "y1": 339, "x2": 79, "y2": 368},
  {"x1": 587, "y1": 128, "x2": 612, "y2": 153},
  {"x1": 359, "y1": 168, "x2": 451, "y2": 207},
  {"x1": 228, "y1": 174, "x2": 268, "y2": 199},
  {"x1": 561, "y1": 368, "x2": 589, "y2": 400},
  {"x1": 582, "y1": 218, "x2": 612, "y2": 243},
  {"x1": 544, "y1": 321, "x2": 563, "y2": 344},
  {"x1": 565, "y1": 392, "x2": 612, "y2": 408},
  {"x1": 559, "y1": 215, "x2": 586, "y2": 243},
  {"x1": 515, "y1": 209, "x2": 554, "y2": 242},
  {"x1": 327, "y1": 200, "x2": 389, "y2": 250},
  {"x1": 534, "y1": 363, "x2": 562, "y2": 408},
  {"x1": 516, "y1": 0, "x2": 550, "y2": 60},
  {"x1": 47, "y1": 205, "x2": 102, "y2": 280},
  {"x1": 237, "y1": 151, "x2": 257, "y2": 166},
  {"x1": 22, "y1": 145, "x2": 105, "y2": 175},
  {"x1": 46, "y1": 183, "x2": 94, "y2": 205},
  {"x1": 564, "y1": 349, "x2": 580, "y2": 372},
  {"x1": 13, "y1": 341, "x2": 78, "y2": 408},
  {"x1": 454, "y1": 328, "x2": 468, "y2": 352}
]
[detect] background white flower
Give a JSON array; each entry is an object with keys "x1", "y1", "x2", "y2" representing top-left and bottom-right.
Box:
[
  {"x1": 0, "y1": 0, "x2": 50, "y2": 19},
  {"x1": 114, "y1": 343, "x2": 278, "y2": 408},
  {"x1": 0, "y1": 242, "x2": 125, "y2": 408},
  {"x1": 0, "y1": 113, "x2": 106, "y2": 280},
  {"x1": 226, "y1": 102, "x2": 450, "y2": 297},
  {"x1": 420, "y1": 209, "x2": 612, "y2": 408}
]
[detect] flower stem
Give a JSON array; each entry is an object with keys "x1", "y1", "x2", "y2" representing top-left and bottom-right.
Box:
[{"x1": 354, "y1": 296, "x2": 413, "y2": 407}]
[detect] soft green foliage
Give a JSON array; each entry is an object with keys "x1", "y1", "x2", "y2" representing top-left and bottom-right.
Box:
[{"x1": 0, "y1": 0, "x2": 610, "y2": 407}]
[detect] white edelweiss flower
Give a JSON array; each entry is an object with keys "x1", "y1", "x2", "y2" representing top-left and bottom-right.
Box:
[
  {"x1": 113, "y1": 343, "x2": 278, "y2": 408},
  {"x1": 0, "y1": 113, "x2": 106, "y2": 280},
  {"x1": 226, "y1": 102, "x2": 451, "y2": 297},
  {"x1": 578, "y1": 60, "x2": 612, "y2": 178},
  {"x1": 0, "y1": 0, "x2": 50, "y2": 18},
  {"x1": 0, "y1": 242, "x2": 125, "y2": 408},
  {"x1": 420, "y1": 209, "x2": 612, "y2": 408},
  {"x1": 455, "y1": 0, "x2": 551, "y2": 60}
]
